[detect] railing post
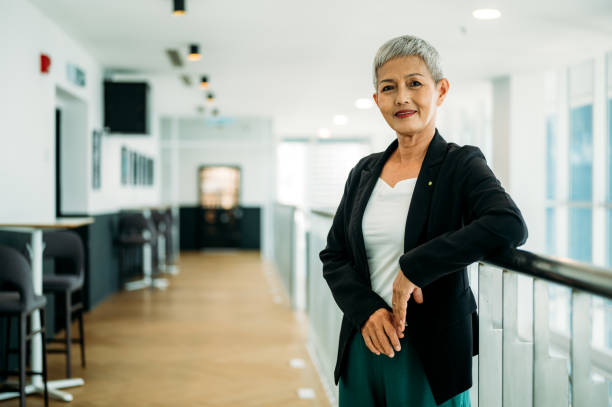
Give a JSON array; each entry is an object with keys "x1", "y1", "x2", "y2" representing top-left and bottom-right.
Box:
[
  {"x1": 502, "y1": 270, "x2": 533, "y2": 407},
  {"x1": 571, "y1": 289, "x2": 607, "y2": 406},
  {"x1": 533, "y1": 279, "x2": 569, "y2": 407},
  {"x1": 478, "y1": 263, "x2": 503, "y2": 407}
]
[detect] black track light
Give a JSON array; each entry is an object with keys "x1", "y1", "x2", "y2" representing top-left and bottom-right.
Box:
[
  {"x1": 188, "y1": 44, "x2": 201, "y2": 61},
  {"x1": 173, "y1": 0, "x2": 185, "y2": 15},
  {"x1": 200, "y1": 76, "x2": 209, "y2": 90}
]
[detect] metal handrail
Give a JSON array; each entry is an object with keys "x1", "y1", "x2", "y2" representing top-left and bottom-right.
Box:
[
  {"x1": 309, "y1": 208, "x2": 612, "y2": 301},
  {"x1": 483, "y1": 248, "x2": 612, "y2": 300}
]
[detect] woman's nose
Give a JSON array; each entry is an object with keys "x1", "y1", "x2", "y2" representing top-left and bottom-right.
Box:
[{"x1": 395, "y1": 86, "x2": 410, "y2": 105}]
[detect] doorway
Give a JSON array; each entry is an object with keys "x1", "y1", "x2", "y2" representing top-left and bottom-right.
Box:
[
  {"x1": 55, "y1": 87, "x2": 88, "y2": 216},
  {"x1": 198, "y1": 165, "x2": 242, "y2": 248}
]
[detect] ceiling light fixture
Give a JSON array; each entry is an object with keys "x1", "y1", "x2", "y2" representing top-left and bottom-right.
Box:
[
  {"x1": 318, "y1": 128, "x2": 331, "y2": 138},
  {"x1": 173, "y1": 0, "x2": 186, "y2": 16},
  {"x1": 472, "y1": 9, "x2": 501, "y2": 20},
  {"x1": 355, "y1": 98, "x2": 374, "y2": 110},
  {"x1": 333, "y1": 115, "x2": 348, "y2": 126},
  {"x1": 200, "y1": 76, "x2": 209, "y2": 90},
  {"x1": 188, "y1": 44, "x2": 201, "y2": 61}
]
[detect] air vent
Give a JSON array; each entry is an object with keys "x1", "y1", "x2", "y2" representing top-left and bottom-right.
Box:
[
  {"x1": 165, "y1": 49, "x2": 183, "y2": 67},
  {"x1": 180, "y1": 75, "x2": 192, "y2": 86}
]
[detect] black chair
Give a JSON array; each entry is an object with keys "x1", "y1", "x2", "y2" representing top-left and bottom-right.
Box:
[
  {"x1": 163, "y1": 208, "x2": 179, "y2": 274},
  {"x1": 151, "y1": 210, "x2": 168, "y2": 271},
  {"x1": 42, "y1": 230, "x2": 86, "y2": 379},
  {"x1": 117, "y1": 212, "x2": 168, "y2": 290},
  {"x1": 0, "y1": 245, "x2": 49, "y2": 407},
  {"x1": 152, "y1": 208, "x2": 179, "y2": 275}
]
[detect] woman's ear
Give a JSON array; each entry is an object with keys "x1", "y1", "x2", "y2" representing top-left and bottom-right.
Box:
[{"x1": 436, "y1": 78, "x2": 450, "y2": 106}]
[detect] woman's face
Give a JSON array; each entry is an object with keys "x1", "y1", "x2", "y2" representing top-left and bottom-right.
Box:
[{"x1": 373, "y1": 56, "x2": 449, "y2": 138}]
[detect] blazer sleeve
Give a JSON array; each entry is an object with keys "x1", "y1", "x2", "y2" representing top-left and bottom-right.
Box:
[
  {"x1": 319, "y1": 167, "x2": 391, "y2": 330},
  {"x1": 398, "y1": 146, "x2": 528, "y2": 288}
]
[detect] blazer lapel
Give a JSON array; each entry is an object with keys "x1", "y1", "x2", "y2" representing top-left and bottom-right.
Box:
[
  {"x1": 351, "y1": 130, "x2": 448, "y2": 279},
  {"x1": 403, "y1": 130, "x2": 448, "y2": 252},
  {"x1": 352, "y1": 140, "x2": 398, "y2": 280}
]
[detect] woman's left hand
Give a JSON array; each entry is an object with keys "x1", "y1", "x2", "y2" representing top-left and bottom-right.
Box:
[{"x1": 392, "y1": 270, "x2": 424, "y2": 337}]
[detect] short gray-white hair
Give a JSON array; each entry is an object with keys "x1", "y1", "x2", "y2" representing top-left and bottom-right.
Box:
[{"x1": 372, "y1": 35, "x2": 443, "y2": 89}]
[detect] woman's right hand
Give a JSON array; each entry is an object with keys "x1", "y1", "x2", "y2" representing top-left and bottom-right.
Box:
[{"x1": 361, "y1": 308, "x2": 401, "y2": 357}]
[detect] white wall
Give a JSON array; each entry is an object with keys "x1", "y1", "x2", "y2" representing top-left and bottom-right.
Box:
[
  {"x1": 508, "y1": 73, "x2": 548, "y2": 254},
  {"x1": 0, "y1": 1, "x2": 101, "y2": 222},
  {"x1": 160, "y1": 117, "x2": 274, "y2": 206},
  {"x1": 89, "y1": 74, "x2": 162, "y2": 213},
  {"x1": 160, "y1": 116, "x2": 276, "y2": 258},
  {"x1": 0, "y1": 1, "x2": 164, "y2": 222}
]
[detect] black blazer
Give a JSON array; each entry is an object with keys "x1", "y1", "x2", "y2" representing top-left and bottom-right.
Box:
[{"x1": 319, "y1": 129, "x2": 528, "y2": 405}]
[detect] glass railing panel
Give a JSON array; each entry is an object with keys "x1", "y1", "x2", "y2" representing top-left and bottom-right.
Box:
[
  {"x1": 570, "y1": 289, "x2": 608, "y2": 406},
  {"x1": 477, "y1": 263, "x2": 503, "y2": 407},
  {"x1": 533, "y1": 279, "x2": 569, "y2": 407},
  {"x1": 502, "y1": 270, "x2": 533, "y2": 407}
]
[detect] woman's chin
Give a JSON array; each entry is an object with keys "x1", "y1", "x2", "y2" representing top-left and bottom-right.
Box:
[{"x1": 390, "y1": 123, "x2": 424, "y2": 137}]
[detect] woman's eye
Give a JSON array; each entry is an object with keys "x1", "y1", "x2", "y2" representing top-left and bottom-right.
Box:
[
  {"x1": 381, "y1": 85, "x2": 394, "y2": 92},
  {"x1": 410, "y1": 81, "x2": 422, "y2": 87}
]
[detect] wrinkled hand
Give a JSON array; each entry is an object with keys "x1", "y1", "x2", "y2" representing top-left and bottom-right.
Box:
[
  {"x1": 392, "y1": 270, "x2": 424, "y2": 338},
  {"x1": 361, "y1": 308, "x2": 401, "y2": 357}
]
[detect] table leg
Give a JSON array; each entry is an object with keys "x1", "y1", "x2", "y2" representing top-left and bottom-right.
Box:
[
  {"x1": 26, "y1": 230, "x2": 43, "y2": 388},
  {"x1": 22, "y1": 229, "x2": 85, "y2": 402}
]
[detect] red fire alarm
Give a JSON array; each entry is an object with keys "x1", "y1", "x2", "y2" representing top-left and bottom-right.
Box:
[{"x1": 40, "y1": 53, "x2": 51, "y2": 74}]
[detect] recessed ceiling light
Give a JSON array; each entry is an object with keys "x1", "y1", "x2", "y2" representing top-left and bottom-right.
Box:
[
  {"x1": 318, "y1": 128, "x2": 331, "y2": 138},
  {"x1": 472, "y1": 9, "x2": 501, "y2": 20},
  {"x1": 355, "y1": 98, "x2": 374, "y2": 109},
  {"x1": 333, "y1": 115, "x2": 348, "y2": 125}
]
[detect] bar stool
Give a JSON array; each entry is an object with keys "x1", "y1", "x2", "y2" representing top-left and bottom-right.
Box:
[
  {"x1": 117, "y1": 212, "x2": 168, "y2": 291},
  {"x1": 42, "y1": 230, "x2": 86, "y2": 379},
  {"x1": 164, "y1": 208, "x2": 179, "y2": 275},
  {"x1": 0, "y1": 245, "x2": 49, "y2": 407},
  {"x1": 151, "y1": 209, "x2": 169, "y2": 274}
]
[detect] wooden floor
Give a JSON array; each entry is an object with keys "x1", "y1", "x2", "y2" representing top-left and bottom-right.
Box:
[{"x1": 2, "y1": 251, "x2": 331, "y2": 407}]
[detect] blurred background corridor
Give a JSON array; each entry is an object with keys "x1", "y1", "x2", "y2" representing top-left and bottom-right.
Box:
[{"x1": 1, "y1": 0, "x2": 612, "y2": 406}]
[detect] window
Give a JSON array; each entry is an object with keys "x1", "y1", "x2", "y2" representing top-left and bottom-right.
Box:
[
  {"x1": 276, "y1": 138, "x2": 370, "y2": 209},
  {"x1": 545, "y1": 112, "x2": 557, "y2": 256},
  {"x1": 568, "y1": 61, "x2": 594, "y2": 263}
]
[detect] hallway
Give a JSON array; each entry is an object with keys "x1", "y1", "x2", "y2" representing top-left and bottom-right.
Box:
[{"x1": 4, "y1": 251, "x2": 330, "y2": 407}]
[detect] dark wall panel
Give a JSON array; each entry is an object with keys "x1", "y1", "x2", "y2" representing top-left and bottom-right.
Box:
[
  {"x1": 179, "y1": 206, "x2": 200, "y2": 250},
  {"x1": 81, "y1": 213, "x2": 121, "y2": 310},
  {"x1": 180, "y1": 205, "x2": 261, "y2": 250},
  {"x1": 240, "y1": 207, "x2": 261, "y2": 249}
]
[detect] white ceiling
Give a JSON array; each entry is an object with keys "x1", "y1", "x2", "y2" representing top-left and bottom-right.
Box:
[{"x1": 30, "y1": 0, "x2": 612, "y2": 135}]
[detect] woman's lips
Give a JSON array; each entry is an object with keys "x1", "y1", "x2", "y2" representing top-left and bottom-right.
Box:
[{"x1": 395, "y1": 110, "x2": 416, "y2": 118}]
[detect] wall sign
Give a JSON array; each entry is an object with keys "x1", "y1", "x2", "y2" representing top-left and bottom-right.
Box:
[{"x1": 66, "y1": 62, "x2": 86, "y2": 87}]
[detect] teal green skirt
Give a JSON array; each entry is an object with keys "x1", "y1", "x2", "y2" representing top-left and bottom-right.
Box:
[{"x1": 339, "y1": 332, "x2": 471, "y2": 407}]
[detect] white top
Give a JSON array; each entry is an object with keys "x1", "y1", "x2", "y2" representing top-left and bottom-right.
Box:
[{"x1": 362, "y1": 176, "x2": 417, "y2": 308}]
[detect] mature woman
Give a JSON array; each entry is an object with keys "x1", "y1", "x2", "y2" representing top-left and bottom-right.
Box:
[{"x1": 319, "y1": 35, "x2": 528, "y2": 407}]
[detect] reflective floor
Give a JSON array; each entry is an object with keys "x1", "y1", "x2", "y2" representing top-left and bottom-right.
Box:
[{"x1": 1, "y1": 251, "x2": 330, "y2": 406}]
